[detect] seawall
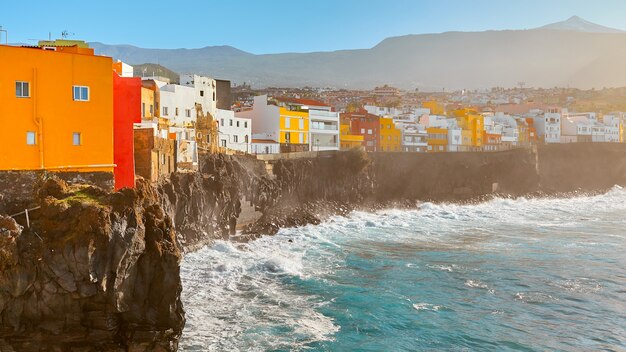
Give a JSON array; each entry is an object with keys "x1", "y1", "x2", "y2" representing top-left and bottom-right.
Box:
[{"x1": 1, "y1": 143, "x2": 625, "y2": 350}]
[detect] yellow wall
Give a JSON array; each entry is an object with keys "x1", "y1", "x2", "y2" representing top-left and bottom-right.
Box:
[
  {"x1": 279, "y1": 107, "x2": 309, "y2": 144},
  {"x1": 0, "y1": 45, "x2": 114, "y2": 172},
  {"x1": 423, "y1": 100, "x2": 444, "y2": 115},
  {"x1": 454, "y1": 110, "x2": 484, "y2": 147},
  {"x1": 141, "y1": 87, "x2": 155, "y2": 119},
  {"x1": 340, "y1": 124, "x2": 364, "y2": 149},
  {"x1": 427, "y1": 127, "x2": 447, "y2": 152},
  {"x1": 379, "y1": 117, "x2": 401, "y2": 152}
]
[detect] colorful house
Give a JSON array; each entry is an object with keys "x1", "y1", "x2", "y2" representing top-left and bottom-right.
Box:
[
  {"x1": 0, "y1": 43, "x2": 115, "y2": 180},
  {"x1": 236, "y1": 95, "x2": 309, "y2": 153},
  {"x1": 339, "y1": 124, "x2": 364, "y2": 150},
  {"x1": 112, "y1": 66, "x2": 141, "y2": 190},
  {"x1": 340, "y1": 111, "x2": 380, "y2": 152},
  {"x1": 452, "y1": 109, "x2": 484, "y2": 150},
  {"x1": 427, "y1": 127, "x2": 448, "y2": 152},
  {"x1": 379, "y1": 117, "x2": 402, "y2": 152}
]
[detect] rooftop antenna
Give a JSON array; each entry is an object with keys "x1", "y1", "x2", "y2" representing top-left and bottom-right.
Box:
[
  {"x1": 518, "y1": 81, "x2": 526, "y2": 90},
  {"x1": 0, "y1": 26, "x2": 7, "y2": 45}
]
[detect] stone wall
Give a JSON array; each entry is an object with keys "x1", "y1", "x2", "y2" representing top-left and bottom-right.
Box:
[{"x1": 134, "y1": 128, "x2": 176, "y2": 182}]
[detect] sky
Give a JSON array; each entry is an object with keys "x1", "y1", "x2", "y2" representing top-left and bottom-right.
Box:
[{"x1": 2, "y1": 0, "x2": 626, "y2": 54}]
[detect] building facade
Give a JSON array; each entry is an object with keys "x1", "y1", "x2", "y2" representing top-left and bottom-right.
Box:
[
  {"x1": 0, "y1": 44, "x2": 115, "y2": 177},
  {"x1": 217, "y1": 108, "x2": 251, "y2": 152}
]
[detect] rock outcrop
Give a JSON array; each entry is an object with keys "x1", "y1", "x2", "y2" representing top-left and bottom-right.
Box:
[{"x1": 0, "y1": 179, "x2": 183, "y2": 351}]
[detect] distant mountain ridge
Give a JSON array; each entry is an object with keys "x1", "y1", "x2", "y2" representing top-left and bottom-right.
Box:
[
  {"x1": 538, "y1": 15, "x2": 624, "y2": 33},
  {"x1": 90, "y1": 17, "x2": 626, "y2": 90}
]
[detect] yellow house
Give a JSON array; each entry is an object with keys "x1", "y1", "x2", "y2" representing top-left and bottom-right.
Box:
[
  {"x1": 452, "y1": 109, "x2": 484, "y2": 149},
  {"x1": 427, "y1": 127, "x2": 448, "y2": 152},
  {"x1": 340, "y1": 124, "x2": 364, "y2": 149},
  {"x1": 141, "y1": 87, "x2": 155, "y2": 119},
  {"x1": 279, "y1": 107, "x2": 309, "y2": 145},
  {"x1": 379, "y1": 117, "x2": 402, "y2": 152},
  {"x1": 423, "y1": 100, "x2": 445, "y2": 115},
  {"x1": 0, "y1": 44, "x2": 114, "y2": 172}
]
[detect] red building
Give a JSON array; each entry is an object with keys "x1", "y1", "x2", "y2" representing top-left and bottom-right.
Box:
[
  {"x1": 341, "y1": 110, "x2": 380, "y2": 152},
  {"x1": 113, "y1": 71, "x2": 141, "y2": 190}
]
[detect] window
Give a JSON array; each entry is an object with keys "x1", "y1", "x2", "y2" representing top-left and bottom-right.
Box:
[
  {"x1": 236, "y1": 121, "x2": 240, "y2": 127},
  {"x1": 149, "y1": 105, "x2": 153, "y2": 115},
  {"x1": 244, "y1": 135, "x2": 249, "y2": 143},
  {"x1": 72, "y1": 86, "x2": 89, "y2": 101},
  {"x1": 213, "y1": 92, "x2": 216, "y2": 101},
  {"x1": 285, "y1": 117, "x2": 291, "y2": 128},
  {"x1": 360, "y1": 128, "x2": 365, "y2": 134},
  {"x1": 368, "y1": 129, "x2": 373, "y2": 135},
  {"x1": 200, "y1": 90, "x2": 205, "y2": 97},
  {"x1": 244, "y1": 121, "x2": 248, "y2": 128},
  {"x1": 186, "y1": 109, "x2": 191, "y2": 118},
  {"x1": 234, "y1": 135, "x2": 239, "y2": 143},
  {"x1": 163, "y1": 107, "x2": 169, "y2": 116},
  {"x1": 161, "y1": 154, "x2": 166, "y2": 165},
  {"x1": 299, "y1": 132, "x2": 304, "y2": 143},
  {"x1": 16, "y1": 81, "x2": 30, "y2": 98},
  {"x1": 220, "y1": 119, "x2": 224, "y2": 126},
  {"x1": 72, "y1": 132, "x2": 82, "y2": 146},
  {"x1": 142, "y1": 103, "x2": 146, "y2": 117},
  {"x1": 175, "y1": 107, "x2": 179, "y2": 116},
  {"x1": 26, "y1": 131, "x2": 36, "y2": 145},
  {"x1": 229, "y1": 119, "x2": 233, "y2": 126},
  {"x1": 221, "y1": 139, "x2": 227, "y2": 147},
  {"x1": 285, "y1": 132, "x2": 291, "y2": 143},
  {"x1": 299, "y1": 119, "x2": 304, "y2": 129}
]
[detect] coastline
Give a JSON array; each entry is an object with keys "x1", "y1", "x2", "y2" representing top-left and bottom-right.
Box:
[{"x1": 1, "y1": 143, "x2": 626, "y2": 350}]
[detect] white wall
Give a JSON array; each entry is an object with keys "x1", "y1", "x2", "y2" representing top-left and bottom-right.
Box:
[
  {"x1": 180, "y1": 74, "x2": 217, "y2": 118},
  {"x1": 217, "y1": 109, "x2": 252, "y2": 153},
  {"x1": 236, "y1": 95, "x2": 280, "y2": 143},
  {"x1": 160, "y1": 84, "x2": 197, "y2": 128}
]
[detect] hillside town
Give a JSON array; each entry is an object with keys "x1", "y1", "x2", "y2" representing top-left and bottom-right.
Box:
[{"x1": 2, "y1": 40, "x2": 626, "y2": 191}]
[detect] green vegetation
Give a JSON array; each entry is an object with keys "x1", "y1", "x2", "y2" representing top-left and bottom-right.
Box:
[{"x1": 133, "y1": 63, "x2": 180, "y2": 84}]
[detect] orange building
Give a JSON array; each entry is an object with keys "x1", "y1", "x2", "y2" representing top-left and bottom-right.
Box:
[
  {"x1": 422, "y1": 100, "x2": 445, "y2": 115},
  {"x1": 379, "y1": 117, "x2": 402, "y2": 152},
  {"x1": 0, "y1": 44, "x2": 114, "y2": 174},
  {"x1": 427, "y1": 127, "x2": 448, "y2": 152},
  {"x1": 452, "y1": 108, "x2": 484, "y2": 149}
]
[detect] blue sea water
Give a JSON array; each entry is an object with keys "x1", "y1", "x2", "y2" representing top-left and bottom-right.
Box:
[{"x1": 180, "y1": 188, "x2": 626, "y2": 351}]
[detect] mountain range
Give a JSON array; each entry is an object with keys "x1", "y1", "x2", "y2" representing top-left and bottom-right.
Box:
[{"x1": 91, "y1": 16, "x2": 626, "y2": 90}]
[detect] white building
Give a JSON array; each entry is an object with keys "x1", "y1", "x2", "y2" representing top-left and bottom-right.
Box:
[
  {"x1": 160, "y1": 84, "x2": 197, "y2": 128},
  {"x1": 217, "y1": 109, "x2": 252, "y2": 153},
  {"x1": 236, "y1": 95, "x2": 281, "y2": 145},
  {"x1": 309, "y1": 108, "x2": 339, "y2": 151},
  {"x1": 561, "y1": 114, "x2": 593, "y2": 143},
  {"x1": 531, "y1": 111, "x2": 561, "y2": 143},
  {"x1": 115, "y1": 60, "x2": 134, "y2": 77},
  {"x1": 602, "y1": 114, "x2": 622, "y2": 143},
  {"x1": 180, "y1": 74, "x2": 217, "y2": 118},
  {"x1": 251, "y1": 138, "x2": 280, "y2": 154},
  {"x1": 364, "y1": 105, "x2": 401, "y2": 117}
]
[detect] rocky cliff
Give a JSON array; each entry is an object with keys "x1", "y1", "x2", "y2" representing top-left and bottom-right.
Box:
[
  {"x1": 0, "y1": 179, "x2": 183, "y2": 351},
  {"x1": 2, "y1": 144, "x2": 626, "y2": 350}
]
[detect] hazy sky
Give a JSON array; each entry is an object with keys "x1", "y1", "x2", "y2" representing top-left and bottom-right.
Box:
[{"x1": 2, "y1": 0, "x2": 625, "y2": 53}]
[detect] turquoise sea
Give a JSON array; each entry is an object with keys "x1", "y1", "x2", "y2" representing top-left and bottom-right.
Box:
[{"x1": 180, "y1": 188, "x2": 626, "y2": 351}]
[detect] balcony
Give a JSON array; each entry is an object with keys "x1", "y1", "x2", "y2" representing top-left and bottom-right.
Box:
[
  {"x1": 309, "y1": 110, "x2": 339, "y2": 122},
  {"x1": 310, "y1": 122, "x2": 339, "y2": 133}
]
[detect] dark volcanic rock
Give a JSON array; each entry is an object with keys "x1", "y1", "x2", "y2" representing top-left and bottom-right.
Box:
[{"x1": 0, "y1": 178, "x2": 184, "y2": 351}]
